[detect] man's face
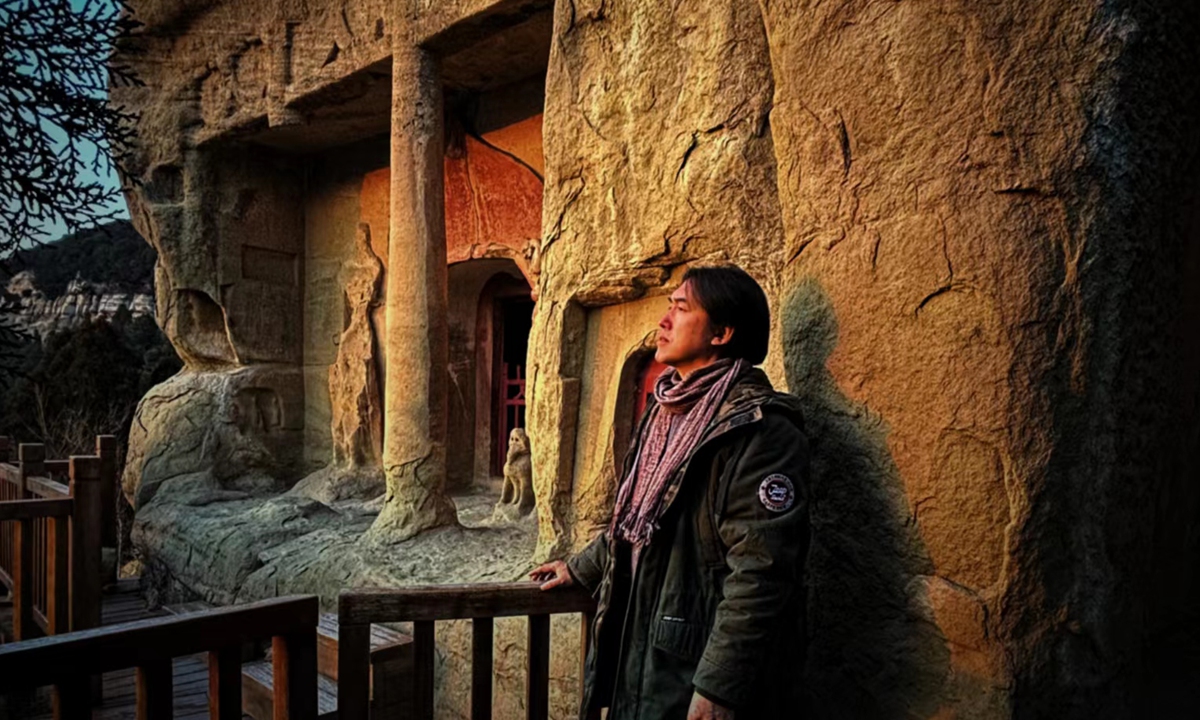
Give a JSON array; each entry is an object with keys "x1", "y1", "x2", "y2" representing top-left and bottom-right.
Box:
[{"x1": 655, "y1": 281, "x2": 724, "y2": 373}]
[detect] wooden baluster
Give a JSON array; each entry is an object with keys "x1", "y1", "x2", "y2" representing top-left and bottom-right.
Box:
[
  {"x1": 32, "y1": 516, "x2": 42, "y2": 617},
  {"x1": 209, "y1": 646, "x2": 243, "y2": 720},
  {"x1": 46, "y1": 515, "x2": 69, "y2": 634},
  {"x1": 526, "y1": 614, "x2": 550, "y2": 720},
  {"x1": 337, "y1": 622, "x2": 371, "y2": 720},
  {"x1": 136, "y1": 659, "x2": 173, "y2": 720},
  {"x1": 471, "y1": 617, "x2": 493, "y2": 720},
  {"x1": 37, "y1": 516, "x2": 48, "y2": 621},
  {"x1": 414, "y1": 620, "x2": 436, "y2": 720},
  {"x1": 0, "y1": 439, "x2": 13, "y2": 589},
  {"x1": 273, "y1": 629, "x2": 317, "y2": 720},
  {"x1": 13, "y1": 518, "x2": 34, "y2": 640},
  {"x1": 69, "y1": 456, "x2": 102, "y2": 634},
  {"x1": 53, "y1": 677, "x2": 91, "y2": 720},
  {"x1": 69, "y1": 455, "x2": 103, "y2": 704},
  {"x1": 96, "y1": 435, "x2": 118, "y2": 554},
  {"x1": 17, "y1": 443, "x2": 42, "y2": 623}
]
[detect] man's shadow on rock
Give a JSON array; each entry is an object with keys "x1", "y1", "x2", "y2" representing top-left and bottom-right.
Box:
[{"x1": 782, "y1": 278, "x2": 948, "y2": 720}]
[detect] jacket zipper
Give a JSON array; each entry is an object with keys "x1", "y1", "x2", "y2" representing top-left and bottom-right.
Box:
[{"x1": 604, "y1": 403, "x2": 767, "y2": 715}]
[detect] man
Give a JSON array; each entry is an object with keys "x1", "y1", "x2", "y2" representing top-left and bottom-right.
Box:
[{"x1": 532, "y1": 265, "x2": 810, "y2": 720}]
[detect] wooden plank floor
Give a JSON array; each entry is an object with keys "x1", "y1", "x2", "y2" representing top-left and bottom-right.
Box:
[{"x1": 11, "y1": 580, "x2": 224, "y2": 720}]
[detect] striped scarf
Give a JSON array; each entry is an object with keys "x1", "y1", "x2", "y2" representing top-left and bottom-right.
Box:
[{"x1": 610, "y1": 357, "x2": 747, "y2": 547}]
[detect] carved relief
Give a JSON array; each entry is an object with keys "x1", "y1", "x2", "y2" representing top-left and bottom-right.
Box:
[{"x1": 328, "y1": 223, "x2": 384, "y2": 468}]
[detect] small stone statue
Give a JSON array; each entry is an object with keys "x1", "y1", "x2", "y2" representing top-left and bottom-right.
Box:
[{"x1": 495, "y1": 427, "x2": 534, "y2": 518}]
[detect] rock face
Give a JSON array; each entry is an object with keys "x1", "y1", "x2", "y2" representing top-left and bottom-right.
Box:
[
  {"x1": 122, "y1": 367, "x2": 306, "y2": 509},
  {"x1": 3, "y1": 272, "x2": 155, "y2": 338},
  {"x1": 531, "y1": 0, "x2": 1200, "y2": 717},
  {"x1": 114, "y1": 0, "x2": 1199, "y2": 718}
]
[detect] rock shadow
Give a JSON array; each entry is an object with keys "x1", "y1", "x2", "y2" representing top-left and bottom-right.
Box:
[{"x1": 781, "y1": 278, "x2": 947, "y2": 719}]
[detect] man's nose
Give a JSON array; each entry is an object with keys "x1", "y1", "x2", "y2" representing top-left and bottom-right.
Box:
[{"x1": 658, "y1": 312, "x2": 671, "y2": 330}]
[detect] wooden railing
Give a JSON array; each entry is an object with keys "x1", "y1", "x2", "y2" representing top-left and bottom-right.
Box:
[
  {"x1": 337, "y1": 583, "x2": 598, "y2": 720},
  {"x1": 0, "y1": 436, "x2": 115, "y2": 641},
  {"x1": 0, "y1": 594, "x2": 320, "y2": 720}
]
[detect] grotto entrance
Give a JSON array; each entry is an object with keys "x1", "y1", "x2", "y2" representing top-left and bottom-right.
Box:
[
  {"x1": 446, "y1": 259, "x2": 535, "y2": 495},
  {"x1": 492, "y1": 294, "x2": 534, "y2": 475},
  {"x1": 440, "y1": 32, "x2": 547, "y2": 496}
]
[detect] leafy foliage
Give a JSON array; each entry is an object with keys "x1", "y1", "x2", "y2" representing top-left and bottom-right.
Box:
[{"x1": 0, "y1": 0, "x2": 141, "y2": 249}]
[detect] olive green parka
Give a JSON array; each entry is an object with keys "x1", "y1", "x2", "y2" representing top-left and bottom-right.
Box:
[{"x1": 567, "y1": 368, "x2": 810, "y2": 719}]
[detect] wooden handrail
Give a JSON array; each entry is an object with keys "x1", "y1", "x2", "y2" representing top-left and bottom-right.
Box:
[
  {"x1": 338, "y1": 582, "x2": 597, "y2": 624},
  {"x1": 0, "y1": 437, "x2": 114, "y2": 643},
  {"x1": 0, "y1": 498, "x2": 72, "y2": 521},
  {"x1": 26, "y1": 476, "x2": 70, "y2": 499},
  {"x1": 0, "y1": 595, "x2": 320, "y2": 720},
  {"x1": 338, "y1": 582, "x2": 597, "y2": 720},
  {"x1": 43, "y1": 459, "x2": 70, "y2": 476},
  {"x1": 0, "y1": 463, "x2": 21, "y2": 487}
]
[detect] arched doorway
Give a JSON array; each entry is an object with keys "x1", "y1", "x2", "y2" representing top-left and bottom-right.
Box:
[
  {"x1": 445, "y1": 258, "x2": 533, "y2": 491},
  {"x1": 490, "y1": 291, "x2": 534, "y2": 475}
]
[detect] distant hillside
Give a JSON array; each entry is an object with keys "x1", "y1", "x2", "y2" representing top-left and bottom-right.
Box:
[{"x1": 1, "y1": 220, "x2": 155, "y2": 299}]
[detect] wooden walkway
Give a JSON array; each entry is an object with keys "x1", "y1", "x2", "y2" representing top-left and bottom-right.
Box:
[{"x1": 7, "y1": 579, "x2": 219, "y2": 720}]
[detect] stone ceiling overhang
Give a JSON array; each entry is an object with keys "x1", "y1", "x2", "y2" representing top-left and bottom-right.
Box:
[{"x1": 227, "y1": 0, "x2": 552, "y2": 153}]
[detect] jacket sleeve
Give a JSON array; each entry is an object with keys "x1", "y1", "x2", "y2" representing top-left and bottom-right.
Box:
[
  {"x1": 691, "y1": 410, "x2": 810, "y2": 708},
  {"x1": 567, "y1": 529, "x2": 610, "y2": 596}
]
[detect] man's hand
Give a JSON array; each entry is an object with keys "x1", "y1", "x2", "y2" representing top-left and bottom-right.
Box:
[
  {"x1": 688, "y1": 692, "x2": 734, "y2": 720},
  {"x1": 529, "y1": 560, "x2": 573, "y2": 590}
]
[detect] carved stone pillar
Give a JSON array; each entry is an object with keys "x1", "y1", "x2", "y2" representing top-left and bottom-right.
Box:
[{"x1": 368, "y1": 42, "x2": 458, "y2": 541}]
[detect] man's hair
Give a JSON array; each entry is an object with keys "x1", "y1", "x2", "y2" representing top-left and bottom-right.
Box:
[{"x1": 682, "y1": 264, "x2": 770, "y2": 365}]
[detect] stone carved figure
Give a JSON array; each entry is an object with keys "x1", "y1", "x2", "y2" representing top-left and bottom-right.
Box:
[
  {"x1": 330, "y1": 223, "x2": 384, "y2": 469},
  {"x1": 495, "y1": 427, "x2": 534, "y2": 519},
  {"x1": 290, "y1": 223, "x2": 386, "y2": 504}
]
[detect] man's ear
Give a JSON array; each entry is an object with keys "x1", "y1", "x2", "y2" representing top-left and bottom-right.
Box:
[{"x1": 710, "y1": 325, "x2": 734, "y2": 348}]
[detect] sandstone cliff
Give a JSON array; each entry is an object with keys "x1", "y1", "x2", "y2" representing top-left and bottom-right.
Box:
[
  {"x1": 3, "y1": 272, "x2": 155, "y2": 338},
  {"x1": 112, "y1": 0, "x2": 1200, "y2": 718},
  {"x1": 1, "y1": 220, "x2": 157, "y2": 337}
]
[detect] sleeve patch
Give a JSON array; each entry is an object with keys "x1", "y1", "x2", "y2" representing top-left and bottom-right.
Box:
[{"x1": 757, "y1": 474, "x2": 795, "y2": 512}]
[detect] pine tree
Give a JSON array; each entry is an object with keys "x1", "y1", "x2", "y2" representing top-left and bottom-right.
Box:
[{"x1": 0, "y1": 0, "x2": 141, "y2": 250}]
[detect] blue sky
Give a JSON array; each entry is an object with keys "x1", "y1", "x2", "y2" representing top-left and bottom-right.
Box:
[
  {"x1": 48, "y1": 0, "x2": 129, "y2": 241},
  {"x1": 37, "y1": 123, "x2": 128, "y2": 244},
  {"x1": 7, "y1": 0, "x2": 129, "y2": 244}
]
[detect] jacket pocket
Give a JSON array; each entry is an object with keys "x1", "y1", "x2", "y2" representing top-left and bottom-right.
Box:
[{"x1": 650, "y1": 616, "x2": 708, "y2": 662}]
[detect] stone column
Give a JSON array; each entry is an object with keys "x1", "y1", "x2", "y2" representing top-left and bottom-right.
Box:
[{"x1": 368, "y1": 42, "x2": 459, "y2": 542}]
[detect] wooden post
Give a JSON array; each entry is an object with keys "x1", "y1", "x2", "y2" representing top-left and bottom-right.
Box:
[
  {"x1": 526, "y1": 614, "x2": 550, "y2": 720},
  {"x1": 53, "y1": 677, "x2": 91, "y2": 720},
  {"x1": 18, "y1": 443, "x2": 45, "y2": 499},
  {"x1": 136, "y1": 660, "x2": 174, "y2": 720},
  {"x1": 414, "y1": 620, "x2": 436, "y2": 720},
  {"x1": 0, "y1": 436, "x2": 10, "y2": 463},
  {"x1": 13, "y1": 519, "x2": 34, "y2": 640},
  {"x1": 336, "y1": 622, "x2": 370, "y2": 720},
  {"x1": 69, "y1": 456, "x2": 102, "y2": 633},
  {"x1": 209, "y1": 646, "x2": 243, "y2": 720},
  {"x1": 46, "y1": 515, "x2": 70, "y2": 634},
  {"x1": 273, "y1": 629, "x2": 317, "y2": 720},
  {"x1": 96, "y1": 435, "x2": 118, "y2": 552},
  {"x1": 472, "y1": 617, "x2": 493, "y2": 720}
]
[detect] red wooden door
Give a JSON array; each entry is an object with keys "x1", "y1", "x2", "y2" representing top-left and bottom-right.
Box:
[{"x1": 634, "y1": 357, "x2": 668, "y2": 423}]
